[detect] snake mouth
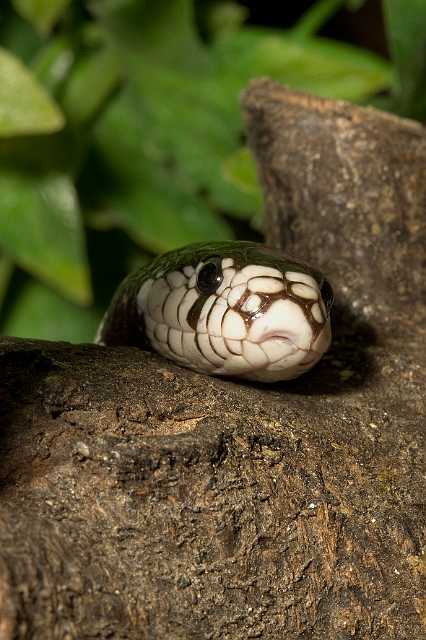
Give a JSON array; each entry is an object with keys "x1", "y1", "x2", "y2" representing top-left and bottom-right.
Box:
[
  {"x1": 256, "y1": 331, "x2": 304, "y2": 350},
  {"x1": 255, "y1": 332, "x2": 302, "y2": 364}
]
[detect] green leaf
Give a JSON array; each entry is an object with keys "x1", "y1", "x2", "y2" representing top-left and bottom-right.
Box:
[
  {"x1": 383, "y1": 0, "x2": 426, "y2": 120},
  {"x1": 0, "y1": 47, "x2": 64, "y2": 137},
  {"x1": 93, "y1": 0, "x2": 209, "y2": 71},
  {"x1": 12, "y1": 0, "x2": 72, "y2": 35},
  {"x1": 204, "y1": 2, "x2": 249, "y2": 37},
  {"x1": 292, "y1": 0, "x2": 346, "y2": 39},
  {"x1": 222, "y1": 147, "x2": 263, "y2": 217},
  {"x1": 62, "y1": 47, "x2": 122, "y2": 125},
  {"x1": 31, "y1": 36, "x2": 75, "y2": 95},
  {"x1": 95, "y1": 25, "x2": 392, "y2": 230},
  {"x1": 90, "y1": 92, "x2": 234, "y2": 253},
  {"x1": 128, "y1": 68, "x2": 256, "y2": 218},
  {"x1": 159, "y1": 28, "x2": 391, "y2": 213},
  {"x1": 222, "y1": 147, "x2": 260, "y2": 196},
  {"x1": 0, "y1": 11, "x2": 43, "y2": 62},
  {"x1": 293, "y1": 0, "x2": 369, "y2": 39},
  {"x1": 95, "y1": 7, "x2": 392, "y2": 234},
  {"x1": 105, "y1": 184, "x2": 234, "y2": 254},
  {"x1": 213, "y1": 28, "x2": 393, "y2": 103},
  {"x1": 1, "y1": 279, "x2": 101, "y2": 342},
  {"x1": 0, "y1": 171, "x2": 92, "y2": 304}
]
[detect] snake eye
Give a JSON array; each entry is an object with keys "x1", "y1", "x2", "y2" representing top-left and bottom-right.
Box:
[
  {"x1": 320, "y1": 278, "x2": 334, "y2": 313},
  {"x1": 196, "y1": 257, "x2": 223, "y2": 294}
]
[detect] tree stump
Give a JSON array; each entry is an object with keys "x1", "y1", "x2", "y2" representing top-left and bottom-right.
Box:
[{"x1": 0, "y1": 80, "x2": 424, "y2": 639}]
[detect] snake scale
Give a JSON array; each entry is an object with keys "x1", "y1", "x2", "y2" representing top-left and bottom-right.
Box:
[{"x1": 96, "y1": 241, "x2": 333, "y2": 382}]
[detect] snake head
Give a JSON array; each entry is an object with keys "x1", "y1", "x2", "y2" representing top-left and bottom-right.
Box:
[{"x1": 129, "y1": 242, "x2": 332, "y2": 383}]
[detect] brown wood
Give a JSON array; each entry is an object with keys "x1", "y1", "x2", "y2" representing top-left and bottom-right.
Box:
[
  {"x1": 242, "y1": 79, "x2": 426, "y2": 332},
  {"x1": 0, "y1": 80, "x2": 425, "y2": 639}
]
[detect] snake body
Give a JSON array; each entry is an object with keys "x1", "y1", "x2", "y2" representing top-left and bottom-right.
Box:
[{"x1": 96, "y1": 241, "x2": 333, "y2": 382}]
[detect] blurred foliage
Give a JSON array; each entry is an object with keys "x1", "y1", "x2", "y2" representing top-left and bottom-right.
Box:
[
  {"x1": 0, "y1": 46, "x2": 64, "y2": 135},
  {"x1": 383, "y1": 0, "x2": 426, "y2": 120},
  {"x1": 0, "y1": 0, "x2": 423, "y2": 342}
]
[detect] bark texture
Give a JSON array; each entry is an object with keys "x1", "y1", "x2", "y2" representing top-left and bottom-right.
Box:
[
  {"x1": 242, "y1": 79, "x2": 426, "y2": 332},
  {"x1": 0, "y1": 80, "x2": 425, "y2": 639}
]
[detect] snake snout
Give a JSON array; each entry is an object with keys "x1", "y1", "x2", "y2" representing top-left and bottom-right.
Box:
[{"x1": 249, "y1": 299, "x2": 313, "y2": 351}]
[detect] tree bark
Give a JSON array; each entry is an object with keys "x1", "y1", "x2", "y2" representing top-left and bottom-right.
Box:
[
  {"x1": 0, "y1": 80, "x2": 425, "y2": 639},
  {"x1": 242, "y1": 79, "x2": 426, "y2": 333}
]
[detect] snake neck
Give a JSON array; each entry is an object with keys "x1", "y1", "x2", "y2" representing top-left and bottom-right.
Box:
[{"x1": 97, "y1": 273, "x2": 151, "y2": 350}]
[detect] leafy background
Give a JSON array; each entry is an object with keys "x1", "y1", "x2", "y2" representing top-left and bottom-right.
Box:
[{"x1": 0, "y1": 0, "x2": 424, "y2": 342}]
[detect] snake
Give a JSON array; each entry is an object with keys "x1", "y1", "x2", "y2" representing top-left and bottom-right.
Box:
[{"x1": 96, "y1": 241, "x2": 333, "y2": 383}]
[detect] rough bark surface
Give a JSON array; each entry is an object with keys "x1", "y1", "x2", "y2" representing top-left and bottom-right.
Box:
[
  {"x1": 0, "y1": 80, "x2": 425, "y2": 639},
  {"x1": 242, "y1": 79, "x2": 426, "y2": 334}
]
